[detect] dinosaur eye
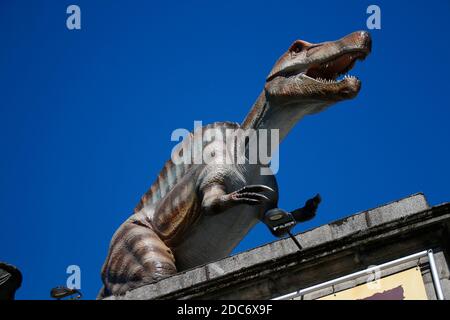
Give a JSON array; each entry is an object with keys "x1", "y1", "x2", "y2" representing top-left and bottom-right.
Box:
[{"x1": 291, "y1": 42, "x2": 303, "y2": 54}]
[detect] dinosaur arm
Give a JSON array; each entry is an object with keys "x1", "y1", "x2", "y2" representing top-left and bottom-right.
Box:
[{"x1": 200, "y1": 184, "x2": 229, "y2": 215}]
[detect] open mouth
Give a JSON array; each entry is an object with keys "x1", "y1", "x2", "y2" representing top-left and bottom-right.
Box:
[{"x1": 303, "y1": 51, "x2": 368, "y2": 84}]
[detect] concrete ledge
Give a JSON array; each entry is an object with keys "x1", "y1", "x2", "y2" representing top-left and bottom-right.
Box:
[{"x1": 105, "y1": 193, "x2": 449, "y2": 300}]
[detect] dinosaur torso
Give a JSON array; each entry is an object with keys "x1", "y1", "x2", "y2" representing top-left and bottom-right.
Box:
[{"x1": 132, "y1": 121, "x2": 278, "y2": 270}]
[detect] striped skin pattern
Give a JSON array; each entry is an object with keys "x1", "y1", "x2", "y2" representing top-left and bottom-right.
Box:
[
  {"x1": 135, "y1": 121, "x2": 240, "y2": 215},
  {"x1": 99, "y1": 31, "x2": 371, "y2": 298}
]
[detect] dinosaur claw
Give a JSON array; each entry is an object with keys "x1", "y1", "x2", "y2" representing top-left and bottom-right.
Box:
[
  {"x1": 238, "y1": 185, "x2": 275, "y2": 194},
  {"x1": 238, "y1": 198, "x2": 261, "y2": 205},
  {"x1": 229, "y1": 185, "x2": 273, "y2": 206},
  {"x1": 237, "y1": 192, "x2": 270, "y2": 201}
]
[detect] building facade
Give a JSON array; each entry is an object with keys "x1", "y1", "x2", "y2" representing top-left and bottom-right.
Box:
[{"x1": 105, "y1": 193, "x2": 450, "y2": 300}]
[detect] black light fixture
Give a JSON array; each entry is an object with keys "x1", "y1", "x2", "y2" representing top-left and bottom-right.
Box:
[
  {"x1": 0, "y1": 262, "x2": 22, "y2": 301},
  {"x1": 263, "y1": 208, "x2": 303, "y2": 250},
  {"x1": 263, "y1": 194, "x2": 322, "y2": 251},
  {"x1": 50, "y1": 286, "x2": 82, "y2": 300}
]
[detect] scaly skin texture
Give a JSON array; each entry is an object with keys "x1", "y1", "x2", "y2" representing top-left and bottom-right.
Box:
[{"x1": 99, "y1": 31, "x2": 372, "y2": 298}]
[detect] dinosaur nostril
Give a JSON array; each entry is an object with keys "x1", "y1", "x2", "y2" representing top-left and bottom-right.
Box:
[{"x1": 291, "y1": 42, "x2": 304, "y2": 53}]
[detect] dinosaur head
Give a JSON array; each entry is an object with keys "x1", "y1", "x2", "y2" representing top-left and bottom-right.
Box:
[{"x1": 265, "y1": 31, "x2": 371, "y2": 107}]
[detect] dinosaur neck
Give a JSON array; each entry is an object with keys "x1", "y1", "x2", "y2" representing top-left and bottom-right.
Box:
[
  {"x1": 241, "y1": 91, "x2": 312, "y2": 142},
  {"x1": 241, "y1": 91, "x2": 267, "y2": 131}
]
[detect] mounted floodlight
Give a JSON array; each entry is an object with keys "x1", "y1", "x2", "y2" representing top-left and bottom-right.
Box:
[
  {"x1": 50, "y1": 286, "x2": 82, "y2": 300},
  {"x1": 263, "y1": 208, "x2": 302, "y2": 250},
  {"x1": 0, "y1": 262, "x2": 22, "y2": 300},
  {"x1": 264, "y1": 208, "x2": 296, "y2": 237},
  {"x1": 263, "y1": 194, "x2": 322, "y2": 251}
]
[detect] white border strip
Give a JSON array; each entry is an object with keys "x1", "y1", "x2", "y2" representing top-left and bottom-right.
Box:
[{"x1": 273, "y1": 249, "x2": 445, "y2": 300}]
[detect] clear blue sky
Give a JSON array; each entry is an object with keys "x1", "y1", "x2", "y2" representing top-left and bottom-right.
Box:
[{"x1": 1, "y1": 0, "x2": 449, "y2": 300}]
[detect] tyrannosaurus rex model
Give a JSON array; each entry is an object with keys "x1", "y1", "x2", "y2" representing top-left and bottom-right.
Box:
[{"x1": 99, "y1": 31, "x2": 372, "y2": 298}]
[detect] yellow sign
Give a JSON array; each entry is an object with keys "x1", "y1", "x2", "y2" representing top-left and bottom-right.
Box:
[{"x1": 319, "y1": 267, "x2": 428, "y2": 300}]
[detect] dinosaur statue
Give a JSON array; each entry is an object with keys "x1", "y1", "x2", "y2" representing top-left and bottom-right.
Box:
[{"x1": 99, "y1": 31, "x2": 372, "y2": 298}]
